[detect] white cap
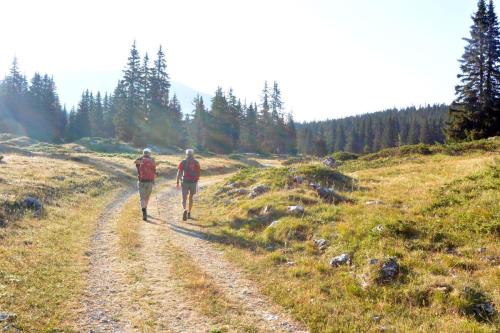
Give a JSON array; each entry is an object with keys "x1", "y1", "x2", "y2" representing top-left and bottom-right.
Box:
[
  {"x1": 143, "y1": 148, "x2": 152, "y2": 155},
  {"x1": 186, "y1": 149, "x2": 194, "y2": 157}
]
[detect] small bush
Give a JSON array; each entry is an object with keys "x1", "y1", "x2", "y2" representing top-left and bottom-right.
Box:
[
  {"x1": 332, "y1": 151, "x2": 359, "y2": 161},
  {"x1": 458, "y1": 287, "x2": 497, "y2": 322},
  {"x1": 228, "y1": 153, "x2": 243, "y2": 160},
  {"x1": 385, "y1": 219, "x2": 420, "y2": 239}
]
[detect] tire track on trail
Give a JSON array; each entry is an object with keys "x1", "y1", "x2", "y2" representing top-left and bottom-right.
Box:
[
  {"x1": 77, "y1": 188, "x2": 136, "y2": 332},
  {"x1": 78, "y1": 184, "x2": 216, "y2": 333},
  {"x1": 147, "y1": 180, "x2": 308, "y2": 333}
]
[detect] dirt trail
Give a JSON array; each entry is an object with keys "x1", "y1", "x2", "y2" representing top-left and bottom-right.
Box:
[
  {"x1": 77, "y1": 189, "x2": 135, "y2": 332},
  {"x1": 78, "y1": 177, "x2": 307, "y2": 332},
  {"x1": 151, "y1": 181, "x2": 308, "y2": 333}
]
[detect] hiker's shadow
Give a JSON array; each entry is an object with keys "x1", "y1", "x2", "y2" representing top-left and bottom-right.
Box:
[{"x1": 147, "y1": 216, "x2": 166, "y2": 224}]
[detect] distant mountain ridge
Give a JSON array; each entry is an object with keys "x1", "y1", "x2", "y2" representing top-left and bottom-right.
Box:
[{"x1": 55, "y1": 69, "x2": 211, "y2": 114}]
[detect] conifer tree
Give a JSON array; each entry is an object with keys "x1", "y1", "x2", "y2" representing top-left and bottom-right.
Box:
[
  {"x1": 333, "y1": 123, "x2": 346, "y2": 152},
  {"x1": 149, "y1": 45, "x2": 171, "y2": 146},
  {"x1": 285, "y1": 112, "x2": 297, "y2": 155},
  {"x1": 191, "y1": 95, "x2": 207, "y2": 149},
  {"x1": 90, "y1": 91, "x2": 104, "y2": 137},
  {"x1": 0, "y1": 58, "x2": 29, "y2": 136},
  {"x1": 448, "y1": 0, "x2": 500, "y2": 140}
]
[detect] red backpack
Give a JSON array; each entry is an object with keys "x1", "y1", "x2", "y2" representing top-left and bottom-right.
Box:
[{"x1": 139, "y1": 157, "x2": 156, "y2": 181}]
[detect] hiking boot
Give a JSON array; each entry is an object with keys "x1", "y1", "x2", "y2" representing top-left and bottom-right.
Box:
[
  {"x1": 187, "y1": 212, "x2": 191, "y2": 219},
  {"x1": 142, "y1": 208, "x2": 147, "y2": 221},
  {"x1": 182, "y1": 210, "x2": 188, "y2": 221}
]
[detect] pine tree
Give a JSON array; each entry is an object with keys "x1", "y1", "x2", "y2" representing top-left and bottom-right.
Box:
[
  {"x1": 382, "y1": 116, "x2": 399, "y2": 148},
  {"x1": 0, "y1": 58, "x2": 29, "y2": 136},
  {"x1": 448, "y1": 0, "x2": 500, "y2": 140},
  {"x1": 74, "y1": 91, "x2": 91, "y2": 139},
  {"x1": 241, "y1": 103, "x2": 259, "y2": 152},
  {"x1": 285, "y1": 112, "x2": 297, "y2": 155},
  {"x1": 206, "y1": 87, "x2": 232, "y2": 153},
  {"x1": 258, "y1": 81, "x2": 273, "y2": 152},
  {"x1": 407, "y1": 119, "x2": 421, "y2": 144},
  {"x1": 333, "y1": 123, "x2": 346, "y2": 152},
  {"x1": 116, "y1": 41, "x2": 142, "y2": 142},
  {"x1": 149, "y1": 45, "x2": 171, "y2": 146},
  {"x1": 169, "y1": 94, "x2": 185, "y2": 147},
  {"x1": 102, "y1": 92, "x2": 115, "y2": 137},
  {"x1": 66, "y1": 107, "x2": 77, "y2": 141},
  {"x1": 90, "y1": 91, "x2": 104, "y2": 137},
  {"x1": 191, "y1": 95, "x2": 207, "y2": 149}
]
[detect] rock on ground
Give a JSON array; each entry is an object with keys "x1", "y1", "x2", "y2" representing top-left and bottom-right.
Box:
[
  {"x1": 249, "y1": 185, "x2": 270, "y2": 198},
  {"x1": 330, "y1": 253, "x2": 352, "y2": 267},
  {"x1": 377, "y1": 257, "x2": 399, "y2": 284},
  {"x1": 287, "y1": 205, "x2": 305, "y2": 214},
  {"x1": 314, "y1": 239, "x2": 328, "y2": 250},
  {"x1": 322, "y1": 157, "x2": 337, "y2": 168},
  {"x1": 22, "y1": 196, "x2": 42, "y2": 216}
]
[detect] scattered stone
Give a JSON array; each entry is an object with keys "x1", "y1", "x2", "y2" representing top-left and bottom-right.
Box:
[
  {"x1": 215, "y1": 187, "x2": 230, "y2": 196},
  {"x1": 249, "y1": 185, "x2": 269, "y2": 198},
  {"x1": 322, "y1": 156, "x2": 337, "y2": 168},
  {"x1": 314, "y1": 239, "x2": 328, "y2": 250},
  {"x1": 330, "y1": 253, "x2": 352, "y2": 267},
  {"x1": 483, "y1": 255, "x2": 499, "y2": 265},
  {"x1": 0, "y1": 312, "x2": 16, "y2": 322},
  {"x1": 287, "y1": 205, "x2": 305, "y2": 215},
  {"x1": 293, "y1": 175, "x2": 305, "y2": 184},
  {"x1": 286, "y1": 261, "x2": 296, "y2": 266},
  {"x1": 477, "y1": 247, "x2": 487, "y2": 253},
  {"x1": 369, "y1": 258, "x2": 379, "y2": 265},
  {"x1": 260, "y1": 205, "x2": 273, "y2": 216},
  {"x1": 228, "y1": 188, "x2": 249, "y2": 196},
  {"x1": 377, "y1": 257, "x2": 399, "y2": 284},
  {"x1": 268, "y1": 220, "x2": 281, "y2": 228},
  {"x1": 470, "y1": 302, "x2": 496, "y2": 320},
  {"x1": 366, "y1": 200, "x2": 384, "y2": 206},
  {"x1": 432, "y1": 283, "x2": 453, "y2": 293},
  {"x1": 461, "y1": 287, "x2": 497, "y2": 321},
  {"x1": 372, "y1": 315, "x2": 382, "y2": 322},
  {"x1": 263, "y1": 313, "x2": 279, "y2": 321},
  {"x1": 22, "y1": 196, "x2": 42, "y2": 217}
]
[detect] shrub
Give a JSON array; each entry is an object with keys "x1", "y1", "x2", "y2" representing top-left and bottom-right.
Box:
[{"x1": 332, "y1": 151, "x2": 359, "y2": 161}]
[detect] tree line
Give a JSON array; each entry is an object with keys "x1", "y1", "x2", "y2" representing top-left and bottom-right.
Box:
[
  {"x1": 297, "y1": 104, "x2": 447, "y2": 156},
  {"x1": 0, "y1": 42, "x2": 298, "y2": 154}
]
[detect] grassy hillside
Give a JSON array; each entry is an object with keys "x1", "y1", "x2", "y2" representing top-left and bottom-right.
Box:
[{"x1": 196, "y1": 139, "x2": 500, "y2": 332}]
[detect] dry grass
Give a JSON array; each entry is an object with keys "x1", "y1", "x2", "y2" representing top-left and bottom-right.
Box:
[
  {"x1": 0, "y1": 186, "x2": 118, "y2": 331},
  {"x1": 0, "y1": 139, "x2": 261, "y2": 331},
  {"x1": 197, "y1": 148, "x2": 500, "y2": 332}
]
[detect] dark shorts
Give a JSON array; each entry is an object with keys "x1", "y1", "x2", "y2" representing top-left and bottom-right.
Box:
[{"x1": 181, "y1": 181, "x2": 197, "y2": 197}]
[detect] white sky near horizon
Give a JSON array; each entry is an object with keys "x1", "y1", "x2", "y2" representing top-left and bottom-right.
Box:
[{"x1": 0, "y1": 0, "x2": 479, "y2": 121}]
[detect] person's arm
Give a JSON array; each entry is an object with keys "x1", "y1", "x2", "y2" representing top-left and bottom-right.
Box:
[
  {"x1": 134, "y1": 158, "x2": 141, "y2": 179},
  {"x1": 176, "y1": 161, "x2": 183, "y2": 188}
]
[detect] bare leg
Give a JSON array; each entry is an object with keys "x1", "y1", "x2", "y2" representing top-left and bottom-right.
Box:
[
  {"x1": 182, "y1": 191, "x2": 188, "y2": 211},
  {"x1": 188, "y1": 193, "x2": 194, "y2": 213}
]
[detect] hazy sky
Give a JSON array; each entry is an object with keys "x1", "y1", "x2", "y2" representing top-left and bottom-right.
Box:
[{"x1": 0, "y1": 0, "x2": 478, "y2": 121}]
